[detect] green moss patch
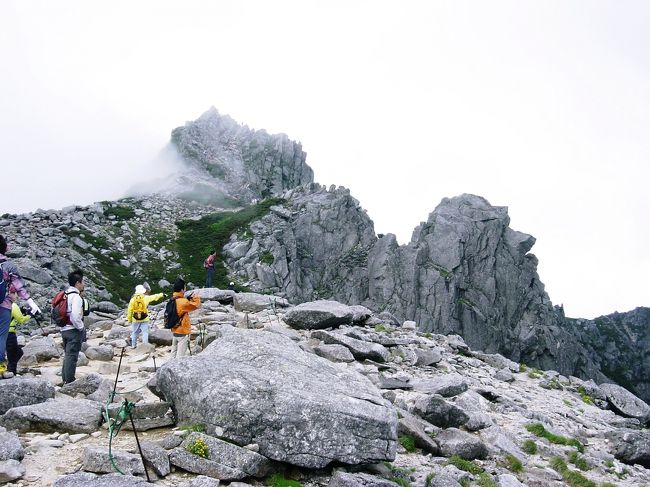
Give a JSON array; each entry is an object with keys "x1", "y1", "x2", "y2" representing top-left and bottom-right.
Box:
[{"x1": 526, "y1": 423, "x2": 584, "y2": 452}]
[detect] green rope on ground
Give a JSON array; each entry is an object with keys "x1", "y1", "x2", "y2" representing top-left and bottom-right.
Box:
[{"x1": 103, "y1": 395, "x2": 136, "y2": 475}]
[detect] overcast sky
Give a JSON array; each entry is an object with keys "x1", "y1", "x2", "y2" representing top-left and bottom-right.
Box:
[{"x1": 1, "y1": 1, "x2": 648, "y2": 319}]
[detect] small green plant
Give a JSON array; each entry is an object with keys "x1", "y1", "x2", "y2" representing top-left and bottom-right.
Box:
[
  {"x1": 581, "y1": 394, "x2": 594, "y2": 405},
  {"x1": 541, "y1": 378, "x2": 563, "y2": 390},
  {"x1": 423, "y1": 332, "x2": 433, "y2": 339},
  {"x1": 503, "y1": 454, "x2": 524, "y2": 473},
  {"x1": 563, "y1": 399, "x2": 573, "y2": 406},
  {"x1": 575, "y1": 387, "x2": 594, "y2": 404},
  {"x1": 398, "y1": 434, "x2": 417, "y2": 453},
  {"x1": 604, "y1": 459, "x2": 614, "y2": 469},
  {"x1": 476, "y1": 472, "x2": 499, "y2": 487},
  {"x1": 447, "y1": 455, "x2": 484, "y2": 475},
  {"x1": 600, "y1": 483, "x2": 616, "y2": 487},
  {"x1": 522, "y1": 439, "x2": 538, "y2": 455},
  {"x1": 375, "y1": 324, "x2": 390, "y2": 333},
  {"x1": 259, "y1": 251, "x2": 274, "y2": 265},
  {"x1": 525, "y1": 423, "x2": 584, "y2": 452},
  {"x1": 568, "y1": 451, "x2": 590, "y2": 471},
  {"x1": 181, "y1": 424, "x2": 206, "y2": 433},
  {"x1": 383, "y1": 463, "x2": 414, "y2": 487},
  {"x1": 103, "y1": 204, "x2": 135, "y2": 220},
  {"x1": 267, "y1": 474, "x2": 301, "y2": 487},
  {"x1": 459, "y1": 479, "x2": 471, "y2": 487},
  {"x1": 528, "y1": 367, "x2": 542, "y2": 379},
  {"x1": 425, "y1": 472, "x2": 435, "y2": 487},
  {"x1": 549, "y1": 457, "x2": 596, "y2": 487},
  {"x1": 519, "y1": 363, "x2": 528, "y2": 372},
  {"x1": 186, "y1": 437, "x2": 209, "y2": 459}
]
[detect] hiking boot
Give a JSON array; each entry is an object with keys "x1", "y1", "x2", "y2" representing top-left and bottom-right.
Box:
[{"x1": 2, "y1": 371, "x2": 14, "y2": 379}]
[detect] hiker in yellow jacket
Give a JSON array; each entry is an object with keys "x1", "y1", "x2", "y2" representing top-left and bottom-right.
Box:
[
  {"x1": 127, "y1": 284, "x2": 163, "y2": 348},
  {"x1": 7, "y1": 291, "x2": 31, "y2": 375}
]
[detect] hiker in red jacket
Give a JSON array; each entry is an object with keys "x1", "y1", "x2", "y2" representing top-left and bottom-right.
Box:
[{"x1": 203, "y1": 250, "x2": 216, "y2": 288}]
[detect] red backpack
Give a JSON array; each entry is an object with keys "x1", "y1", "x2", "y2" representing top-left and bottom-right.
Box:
[{"x1": 51, "y1": 291, "x2": 73, "y2": 326}]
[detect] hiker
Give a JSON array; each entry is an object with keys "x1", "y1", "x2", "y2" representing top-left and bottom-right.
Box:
[
  {"x1": 170, "y1": 278, "x2": 200, "y2": 358},
  {"x1": 204, "y1": 250, "x2": 216, "y2": 288},
  {"x1": 60, "y1": 270, "x2": 85, "y2": 384},
  {"x1": 0, "y1": 235, "x2": 41, "y2": 375},
  {"x1": 126, "y1": 284, "x2": 163, "y2": 348},
  {"x1": 7, "y1": 291, "x2": 31, "y2": 375}
]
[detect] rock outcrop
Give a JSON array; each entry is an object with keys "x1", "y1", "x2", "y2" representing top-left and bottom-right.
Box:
[
  {"x1": 169, "y1": 107, "x2": 313, "y2": 204},
  {"x1": 222, "y1": 188, "x2": 647, "y2": 397}
]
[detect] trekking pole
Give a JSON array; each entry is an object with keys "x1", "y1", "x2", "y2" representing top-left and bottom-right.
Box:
[
  {"x1": 128, "y1": 410, "x2": 151, "y2": 483},
  {"x1": 111, "y1": 348, "x2": 126, "y2": 402}
]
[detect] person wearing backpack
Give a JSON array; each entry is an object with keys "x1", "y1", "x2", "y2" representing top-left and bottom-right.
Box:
[
  {"x1": 60, "y1": 270, "x2": 85, "y2": 384},
  {"x1": 6, "y1": 290, "x2": 31, "y2": 376},
  {"x1": 169, "y1": 278, "x2": 200, "y2": 358},
  {"x1": 203, "y1": 250, "x2": 216, "y2": 288},
  {"x1": 0, "y1": 235, "x2": 41, "y2": 375},
  {"x1": 126, "y1": 284, "x2": 163, "y2": 348}
]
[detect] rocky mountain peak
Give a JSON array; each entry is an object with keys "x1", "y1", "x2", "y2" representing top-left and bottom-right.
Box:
[{"x1": 167, "y1": 107, "x2": 314, "y2": 205}]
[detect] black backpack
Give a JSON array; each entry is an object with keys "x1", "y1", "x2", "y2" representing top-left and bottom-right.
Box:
[{"x1": 164, "y1": 297, "x2": 181, "y2": 329}]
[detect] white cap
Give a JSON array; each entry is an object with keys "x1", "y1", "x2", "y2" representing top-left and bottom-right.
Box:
[
  {"x1": 135, "y1": 284, "x2": 146, "y2": 294},
  {"x1": 230, "y1": 282, "x2": 234, "y2": 286}
]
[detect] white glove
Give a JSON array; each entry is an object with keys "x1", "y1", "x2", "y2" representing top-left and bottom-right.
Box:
[{"x1": 26, "y1": 298, "x2": 41, "y2": 315}]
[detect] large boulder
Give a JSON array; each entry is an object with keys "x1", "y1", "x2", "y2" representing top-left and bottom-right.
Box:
[
  {"x1": 435, "y1": 428, "x2": 488, "y2": 460},
  {"x1": 153, "y1": 327, "x2": 397, "y2": 468},
  {"x1": 0, "y1": 377, "x2": 55, "y2": 414},
  {"x1": 285, "y1": 300, "x2": 355, "y2": 330},
  {"x1": 0, "y1": 398, "x2": 103, "y2": 434},
  {"x1": 600, "y1": 383, "x2": 650, "y2": 423}
]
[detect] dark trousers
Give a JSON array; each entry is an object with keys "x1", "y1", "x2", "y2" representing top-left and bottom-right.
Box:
[
  {"x1": 205, "y1": 266, "x2": 215, "y2": 287},
  {"x1": 61, "y1": 328, "x2": 83, "y2": 384},
  {"x1": 6, "y1": 333, "x2": 23, "y2": 374},
  {"x1": 0, "y1": 307, "x2": 10, "y2": 363}
]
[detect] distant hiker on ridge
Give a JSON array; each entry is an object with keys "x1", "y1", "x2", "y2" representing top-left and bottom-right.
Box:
[
  {"x1": 126, "y1": 283, "x2": 163, "y2": 348},
  {"x1": 204, "y1": 249, "x2": 216, "y2": 288},
  {"x1": 0, "y1": 234, "x2": 42, "y2": 376},
  {"x1": 6, "y1": 290, "x2": 31, "y2": 375}
]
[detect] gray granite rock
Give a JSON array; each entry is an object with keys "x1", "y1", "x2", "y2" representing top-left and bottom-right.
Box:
[
  {"x1": 312, "y1": 330, "x2": 391, "y2": 362},
  {"x1": 600, "y1": 382, "x2": 650, "y2": 423},
  {"x1": 85, "y1": 345, "x2": 115, "y2": 361},
  {"x1": 0, "y1": 459, "x2": 25, "y2": 483},
  {"x1": 0, "y1": 428, "x2": 24, "y2": 461},
  {"x1": 82, "y1": 447, "x2": 145, "y2": 475},
  {"x1": 328, "y1": 471, "x2": 402, "y2": 486},
  {"x1": 0, "y1": 398, "x2": 103, "y2": 434},
  {"x1": 0, "y1": 377, "x2": 55, "y2": 415},
  {"x1": 154, "y1": 327, "x2": 397, "y2": 468},
  {"x1": 53, "y1": 472, "x2": 149, "y2": 486},
  {"x1": 314, "y1": 343, "x2": 355, "y2": 362},
  {"x1": 435, "y1": 428, "x2": 488, "y2": 460},
  {"x1": 413, "y1": 394, "x2": 469, "y2": 428},
  {"x1": 285, "y1": 300, "x2": 355, "y2": 330},
  {"x1": 141, "y1": 441, "x2": 170, "y2": 477}
]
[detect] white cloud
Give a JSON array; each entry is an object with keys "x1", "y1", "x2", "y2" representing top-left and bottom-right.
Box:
[{"x1": 1, "y1": 0, "x2": 648, "y2": 318}]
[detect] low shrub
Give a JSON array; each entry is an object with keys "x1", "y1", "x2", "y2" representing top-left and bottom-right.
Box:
[
  {"x1": 526, "y1": 423, "x2": 584, "y2": 452},
  {"x1": 522, "y1": 439, "x2": 538, "y2": 455},
  {"x1": 550, "y1": 457, "x2": 596, "y2": 487},
  {"x1": 447, "y1": 455, "x2": 484, "y2": 475},
  {"x1": 398, "y1": 434, "x2": 417, "y2": 453},
  {"x1": 267, "y1": 474, "x2": 301, "y2": 487},
  {"x1": 186, "y1": 437, "x2": 209, "y2": 459},
  {"x1": 477, "y1": 472, "x2": 499, "y2": 487},
  {"x1": 504, "y1": 454, "x2": 524, "y2": 473}
]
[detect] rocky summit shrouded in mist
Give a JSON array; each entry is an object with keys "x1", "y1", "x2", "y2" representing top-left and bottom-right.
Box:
[{"x1": 1, "y1": 107, "x2": 650, "y2": 485}]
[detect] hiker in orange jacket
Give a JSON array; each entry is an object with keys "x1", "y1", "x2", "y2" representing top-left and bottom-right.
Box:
[{"x1": 170, "y1": 278, "x2": 201, "y2": 358}]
